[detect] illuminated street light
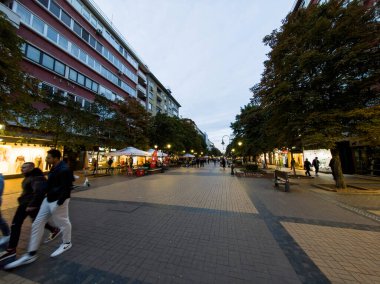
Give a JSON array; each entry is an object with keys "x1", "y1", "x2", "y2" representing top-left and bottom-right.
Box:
[
  {"x1": 154, "y1": 145, "x2": 158, "y2": 149},
  {"x1": 238, "y1": 141, "x2": 242, "y2": 146}
]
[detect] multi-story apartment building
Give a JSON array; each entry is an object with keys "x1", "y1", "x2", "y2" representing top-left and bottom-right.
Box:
[{"x1": 0, "y1": 0, "x2": 180, "y2": 175}]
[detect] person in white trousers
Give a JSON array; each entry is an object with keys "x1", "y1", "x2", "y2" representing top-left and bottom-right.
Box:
[{"x1": 5, "y1": 149, "x2": 74, "y2": 269}]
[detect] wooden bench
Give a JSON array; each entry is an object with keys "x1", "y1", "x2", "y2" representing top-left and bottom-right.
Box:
[{"x1": 274, "y1": 170, "x2": 290, "y2": 192}]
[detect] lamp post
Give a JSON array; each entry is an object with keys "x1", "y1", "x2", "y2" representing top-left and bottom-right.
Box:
[{"x1": 221, "y1": 135, "x2": 231, "y2": 151}]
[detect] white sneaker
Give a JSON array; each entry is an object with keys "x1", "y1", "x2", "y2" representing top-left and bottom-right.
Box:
[
  {"x1": 50, "y1": 243, "x2": 72, "y2": 257},
  {"x1": 4, "y1": 253, "x2": 38, "y2": 270},
  {"x1": 0, "y1": 235, "x2": 10, "y2": 246}
]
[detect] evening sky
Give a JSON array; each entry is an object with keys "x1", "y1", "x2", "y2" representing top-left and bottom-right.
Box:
[{"x1": 92, "y1": 0, "x2": 294, "y2": 151}]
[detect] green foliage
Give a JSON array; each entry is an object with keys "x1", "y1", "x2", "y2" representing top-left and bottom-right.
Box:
[
  {"x1": 148, "y1": 114, "x2": 207, "y2": 154},
  {"x1": 256, "y1": 0, "x2": 380, "y2": 149},
  {"x1": 0, "y1": 14, "x2": 35, "y2": 125}
]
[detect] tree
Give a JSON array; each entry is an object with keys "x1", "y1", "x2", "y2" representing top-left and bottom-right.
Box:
[
  {"x1": 255, "y1": 0, "x2": 380, "y2": 188},
  {"x1": 0, "y1": 14, "x2": 35, "y2": 126},
  {"x1": 113, "y1": 97, "x2": 151, "y2": 149}
]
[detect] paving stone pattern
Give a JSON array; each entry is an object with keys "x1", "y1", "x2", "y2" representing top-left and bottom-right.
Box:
[{"x1": 0, "y1": 165, "x2": 379, "y2": 283}]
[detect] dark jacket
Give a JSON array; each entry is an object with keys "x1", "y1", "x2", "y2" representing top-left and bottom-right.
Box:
[
  {"x1": 18, "y1": 168, "x2": 47, "y2": 207},
  {"x1": 304, "y1": 160, "x2": 312, "y2": 170},
  {"x1": 46, "y1": 161, "x2": 74, "y2": 205}
]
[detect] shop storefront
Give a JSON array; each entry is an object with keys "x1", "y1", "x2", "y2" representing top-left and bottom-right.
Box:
[
  {"x1": 303, "y1": 149, "x2": 332, "y2": 172},
  {"x1": 0, "y1": 143, "x2": 53, "y2": 176}
]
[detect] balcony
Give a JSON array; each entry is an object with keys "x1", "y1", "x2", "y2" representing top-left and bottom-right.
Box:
[
  {"x1": 0, "y1": 2, "x2": 20, "y2": 28},
  {"x1": 137, "y1": 84, "x2": 147, "y2": 96},
  {"x1": 137, "y1": 70, "x2": 147, "y2": 81}
]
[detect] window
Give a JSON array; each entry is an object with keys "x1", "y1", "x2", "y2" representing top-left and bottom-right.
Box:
[
  {"x1": 26, "y1": 45, "x2": 41, "y2": 62},
  {"x1": 84, "y1": 100, "x2": 91, "y2": 110},
  {"x1": 67, "y1": 93, "x2": 75, "y2": 101},
  {"x1": 87, "y1": 56, "x2": 94, "y2": 68},
  {"x1": 73, "y1": 21, "x2": 81, "y2": 36},
  {"x1": 49, "y1": 1, "x2": 61, "y2": 18},
  {"x1": 42, "y1": 54, "x2": 54, "y2": 70},
  {"x1": 58, "y1": 35, "x2": 68, "y2": 50},
  {"x1": 89, "y1": 35, "x2": 96, "y2": 48},
  {"x1": 71, "y1": 44, "x2": 79, "y2": 57},
  {"x1": 79, "y1": 50, "x2": 87, "y2": 63},
  {"x1": 82, "y1": 7, "x2": 90, "y2": 20},
  {"x1": 41, "y1": 83, "x2": 54, "y2": 95},
  {"x1": 54, "y1": 60, "x2": 65, "y2": 75},
  {"x1": 17, "y1": 4, "x2": 31, "y2": 25},
  {"x1": 81, "y1": 29, "x2": 89, "y2": 42},
  {"x1": 85, "y1": 78, "x2": 92, "y2": 89},
  {"x1": 90, "y1": 14, "x2": 97, "y2": 27},
  {"x1": 77, "y1": 73, "x2": 85, "y2": 85},
  {"x1": 91, "y1": 82, "x2": 99, "y2": 93},
  {"x1": 95, "y1": 42, "x2": 103, "y2": 53},
  {"x1": 31, "y1": 16, "x2": 44, "y2": 34},
  {"x1": 148, "y1": 103, "x2": 153, "y2": 111},
  {"x1": 37, "y1": 0, "x2": 49, "y2": 8},
  {"x1": 69, "y1": 69, "x2": 77, "y2": 81},
  {"x1": 61, "y1": 10, "x2": 71, "y2": 27},
  {"x1": 94, "y1": 61, "x2": 100, "y2": 73},
  {"x1": 76, "y1": 96, "x2": 84, "y2": 107},
  {"x1": 103, "y1": 48, "x2": 109, "y2": 59},
  {"x1": 47, "y1": 26, "x2": 58, "y2": 43}
]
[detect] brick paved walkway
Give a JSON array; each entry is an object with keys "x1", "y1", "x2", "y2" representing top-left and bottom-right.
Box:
[{"x1": 1, "y1": 165, "x2": 379, "y2": 283}]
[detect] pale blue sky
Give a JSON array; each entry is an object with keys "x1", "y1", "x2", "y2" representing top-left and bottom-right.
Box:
[{"x1": 92, "y1": 0, "x2": 293, "y2": 151}]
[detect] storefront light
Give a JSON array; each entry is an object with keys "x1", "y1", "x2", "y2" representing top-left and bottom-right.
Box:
[{"x1": 0, "y1": 124, "x2": 5, "y2": 130}]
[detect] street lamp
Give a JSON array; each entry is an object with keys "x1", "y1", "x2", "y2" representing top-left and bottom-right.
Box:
[
  {"x1": 238, "y1": 141, "x2": 242, "y2": 147},
  {"x1": 154, "y1": 145, "x2": 158, "y2": 149},
  {"x1": 221, "y1": 135, "x2": 231, "y2": 151}
]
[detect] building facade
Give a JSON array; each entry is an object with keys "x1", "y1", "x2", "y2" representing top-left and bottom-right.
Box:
[{"x1": 0, "y1": 0, "x2": 180, "y2": 175}]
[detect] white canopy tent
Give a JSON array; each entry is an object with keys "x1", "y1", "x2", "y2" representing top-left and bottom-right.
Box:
[
  {"x1": 147, "y1": 149, "x2": 168, "y2": 157},
  {"x1": 181, "y1": 153, "x2": 195, "y2": 158},
  {"x1": 105, "y1": 147, "x2": 150, "y2": 157}
]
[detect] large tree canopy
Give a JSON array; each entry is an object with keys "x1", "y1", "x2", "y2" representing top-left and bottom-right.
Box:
[
  {"x1": 236, "y1": 0, "x2": 380, "y2": 188},
  {"x1": 256, "y1": 0, "x2": 380, "y2": 149}
]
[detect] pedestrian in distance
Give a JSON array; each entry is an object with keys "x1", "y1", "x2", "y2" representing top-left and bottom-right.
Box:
[
  {"x1": 312, "y1": 157, "x2": 320, "y2": 176},
  {"x1": 0, "y1": 163, "x2": 60, "y2": 263},
  {"x1": 91, "y1": 158, "x2": 98, "y2": 176},
  {"x1": 290, "y1": 158, "x2": 296, "y2": 171},
  {"x1": 0, "y1": 173, "x2": 10, "y2": 247},
  {"x1": 221, "y1": 157, "x2": 226, "y2": 170},
  {"x1": 304, "y1": 158, "x2": 312, "y2": 177},
  {"x1": 106, "y1": 156, "x2": 114, "y2": 174},
  {"x1": 5, "y1": 149, "x2": 74, "y2": 270}
]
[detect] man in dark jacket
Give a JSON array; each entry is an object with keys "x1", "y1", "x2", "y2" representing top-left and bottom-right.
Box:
[
  {"x1": 304, "y1": 158, "x2": 312, "y2": 176},
  {"x1": 0, "y1": 163, "x2": 59, "y2": 262},
  {"x1": 5, "y1": 150, "x2": 73, "y2": 269}
]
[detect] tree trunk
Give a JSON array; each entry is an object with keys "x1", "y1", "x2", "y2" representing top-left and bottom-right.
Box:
[
  {"x1": 263, "y1": 153, "x2": 268, "y2": 169},
  {"x1": 331, "y1": 149, "x2": 346, "y2": 189}
]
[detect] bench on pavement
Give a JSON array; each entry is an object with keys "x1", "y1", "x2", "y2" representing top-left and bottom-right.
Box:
[{"x1": 274, "y1": 170, "x2": 290, "y2": 192}]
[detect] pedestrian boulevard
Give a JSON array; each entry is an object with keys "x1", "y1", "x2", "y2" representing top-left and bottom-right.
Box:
[{"x1": 1, "y1": 165, "x2": 379, "y2": 283}]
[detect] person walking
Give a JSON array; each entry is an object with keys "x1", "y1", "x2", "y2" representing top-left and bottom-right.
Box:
[
  {"x1": 0, "y1": 163, "x2": 60, "y2": 262},
  {"x1": 290, "y1": 158, "x2": 296, "y2": 171},
  {"x1": 5, "y1": 149, "x2": 73, "y2": 269},
  {"x1": 0, "y1": 173, "x2": 10, "y2": 247},
  {"x1": 304, "y1": 158, "x2": 312, "y2": 177},
  {"x1": 312, "y1": 157, "x2": 320, "y2": 176}
]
